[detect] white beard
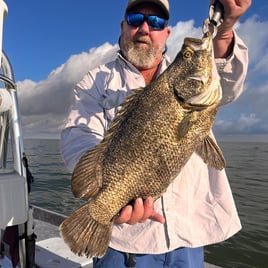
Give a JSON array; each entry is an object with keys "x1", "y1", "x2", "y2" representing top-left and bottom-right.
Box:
[{"x1": 120, "y1": 36, "x2": 165, "y2": 69}]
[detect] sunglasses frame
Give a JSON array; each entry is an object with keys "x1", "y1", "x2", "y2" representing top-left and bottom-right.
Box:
[{"x1": 126, "y1": 12, "x2": 168, "y2": 30}]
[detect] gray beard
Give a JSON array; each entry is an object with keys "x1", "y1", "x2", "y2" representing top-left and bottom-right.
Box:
[
  {"x1": 124, "y1": 45, "x2": 156, "y2": 69},
  {"x1": 120, "y1": 38, "x2": 164, "y2": 69}
]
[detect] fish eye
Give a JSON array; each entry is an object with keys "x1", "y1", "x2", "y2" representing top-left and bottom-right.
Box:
[{"x1": 183, "y1": 48, "x2": 193, "y2": 59}]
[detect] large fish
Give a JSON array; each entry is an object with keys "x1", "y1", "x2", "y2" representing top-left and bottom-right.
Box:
[{"x1": 60, "y1": 32, "x2": 225, "y2": 257}]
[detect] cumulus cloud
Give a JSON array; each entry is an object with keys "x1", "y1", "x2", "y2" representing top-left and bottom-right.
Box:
[
  {"x1": 212, "y1": 16, "x2": 268, "y2": 135},
  {"x1": 215, "y1": 113, "x2": 261, "y2": 134},
  {"x1": 166, "y1": 20, "x2": 201, "y2": 60},
  {"x1": 17, "y1": 43, "x2": 118, "y2": 138},
  {"x1": 15, "y1": 16, "x2": 268, "y2": 138}
]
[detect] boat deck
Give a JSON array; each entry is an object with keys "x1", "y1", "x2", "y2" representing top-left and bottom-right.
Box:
[
  {"x1": 33, "y1": 207, "x2": 93, "y2": 268},
  {"x1": 32, "y1": 207, "x2": 222, "y2": 268},
  {"x1": 1, "y1": 206, "x2": 222, "y2": 267}
]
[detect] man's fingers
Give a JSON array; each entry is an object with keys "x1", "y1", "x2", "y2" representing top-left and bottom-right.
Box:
[
  {"x1": 113, "y1": 197, "x2": 165, "y2": 225},
  {"x1": 114, "y1": 205, "x2": 133, "y2": 224},
  {"x1": 139, "y1": 197, "x2": 154, "y2": 222},
  {"x1": 127, "y1": 198, "x2": 145, "y2": 225},
  {"x1": 149, "y1": 211, "x2": 166, "y2": 224}
]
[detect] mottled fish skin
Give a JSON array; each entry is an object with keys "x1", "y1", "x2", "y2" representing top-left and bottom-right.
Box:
[{"x1": 60, "y1": 33, "x2": 225, "y2": 257}]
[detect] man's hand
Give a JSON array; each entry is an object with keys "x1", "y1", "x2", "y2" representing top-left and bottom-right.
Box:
[
  {"x1": 114, "y1": 196, "x2": 165, "y2": 225},
  {"x1": 211, "y1": 0, "x2": 251, "y2": 58}
]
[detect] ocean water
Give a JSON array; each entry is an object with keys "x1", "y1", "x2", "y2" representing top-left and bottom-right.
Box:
[{"x1": 23, "y1": 137, "x2": 268, "y2": 268}]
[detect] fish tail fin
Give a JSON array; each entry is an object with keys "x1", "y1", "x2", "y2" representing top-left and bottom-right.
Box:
[{"x1": 60, "y1": 202, "x2": 113, "y2": 258}]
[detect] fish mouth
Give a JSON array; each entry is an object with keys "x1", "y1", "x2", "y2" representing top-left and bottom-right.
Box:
[
  {"x1": 187, "y1": 80, "x2": 222, "y2": 107},
  {"x1": 188, "y1": 75, "x2": 209, "y2": 85},
  {"x1": 182, "y1": 35, "x2": 218, "y2": 106},
  {"x1": 187, "y1": 68, "x2": 222, "y2": 106},
  {"x1": 184, "y1": 36, "x2": 213, "y2": 52}
]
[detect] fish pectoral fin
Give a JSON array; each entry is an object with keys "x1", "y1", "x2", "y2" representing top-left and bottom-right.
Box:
[
  {"x1": 196, "y1": 135, "x2": 226, "y2": 170},
  {"x1": 72, "y1": 145, "x2": 104, "y2": 198},
  {"x1": 177, "y1": 112, "x2": 198, "y2": 138}
]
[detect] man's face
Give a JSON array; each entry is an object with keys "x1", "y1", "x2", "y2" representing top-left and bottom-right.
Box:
[{"x1": 120, "y1": 3, "x2": 170, "y2": 70}]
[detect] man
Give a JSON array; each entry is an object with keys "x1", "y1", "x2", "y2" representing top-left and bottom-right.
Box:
[{"x1": 61, "y1": 0, "x2": 251, "y2": 267}]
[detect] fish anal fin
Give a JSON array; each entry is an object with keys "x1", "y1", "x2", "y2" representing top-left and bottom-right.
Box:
[
  {"x1": 196, "y1": 135, "x2": 226, "y2": 170},
  {"x1": 72, "y1": 145, "x2": 104, "y2": 198}
]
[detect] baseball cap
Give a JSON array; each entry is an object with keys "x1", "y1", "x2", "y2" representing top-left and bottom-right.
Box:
[{"x1": 125, "y1": 0, "x2": 170, "y2": 20}]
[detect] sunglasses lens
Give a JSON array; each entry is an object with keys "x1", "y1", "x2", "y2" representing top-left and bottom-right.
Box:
[
  {"x1": 127, "y1": 13, "x2": 167, "y2": 30},
  {"x1": 148, "y1": 15, "x2": 166, "y2": 29},
  {"x1": 127, "y1": 13, "x2": 145, "y2": 27}
]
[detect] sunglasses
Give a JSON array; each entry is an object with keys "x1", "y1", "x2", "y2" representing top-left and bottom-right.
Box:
[{"x1": 126, "y1": 13, "x2": 168, "y2": 30}]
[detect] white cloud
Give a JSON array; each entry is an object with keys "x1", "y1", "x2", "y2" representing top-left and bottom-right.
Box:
[
  {"x1": 214, "y1": 113, "x2": 261, "y2": 134},
  {"x1": 166, "y1": 20, "x2": 201, "y2": 60},
  {"x1": 236, "y1": 16, "x2": 268, "y2": 66},
  {"x1": 15, "y1": 16, "x2": 268, "y2": 138},
  {"x1": 16, "y1": 43, "x2": 118, "y2": 138}
]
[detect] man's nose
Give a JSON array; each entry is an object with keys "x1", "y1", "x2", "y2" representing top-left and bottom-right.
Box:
[{"x1": 138, "y1": 20, "x2": 150, "y2": 34}]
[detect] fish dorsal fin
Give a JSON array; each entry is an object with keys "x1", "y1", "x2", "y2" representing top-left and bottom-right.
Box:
[
  {"x1": 115, "y1": 88, "x2": 143, "y2": 117},
  {"x1": 105, "y1": 88, "x2": 144, "y2": 141},
  {"x1": 72, "y1": 89, "x2": 144, "y2": 199},
  {"x1": 196, "y1": 135, "x2": 226, "y2": 170}
]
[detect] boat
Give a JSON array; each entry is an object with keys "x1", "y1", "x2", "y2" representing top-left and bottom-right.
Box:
[
  {"x1": 0, "y1": 1, "x2": 92, "y2": 266},
  {"x1": 0, "y1": 1, "x2": 221, "y2": 267}
]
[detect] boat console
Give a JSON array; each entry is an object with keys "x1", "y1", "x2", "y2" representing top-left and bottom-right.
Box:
[{"x1": 0, "y1": 1, "x2": 29, "y2": 266}]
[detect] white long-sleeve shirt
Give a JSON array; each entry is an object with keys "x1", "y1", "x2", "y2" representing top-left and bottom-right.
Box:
[{"x1": 61, "y1": 32, "x2": 248, "y2": 253}]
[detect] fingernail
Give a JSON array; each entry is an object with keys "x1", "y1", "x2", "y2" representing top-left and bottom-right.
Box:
[
  {"x1": 137, "y1": 197, "x2": 143, "y2": 205},
  {"x1": 147, "y1": 197, "x2": 153, "y2": 206}
]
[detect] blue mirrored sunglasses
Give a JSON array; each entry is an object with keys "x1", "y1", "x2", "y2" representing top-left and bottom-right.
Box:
[{"x1": 127, "y1": 13, "x2": 168, "y2": 30}]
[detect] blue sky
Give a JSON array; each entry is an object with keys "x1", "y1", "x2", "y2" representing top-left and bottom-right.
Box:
[
  {"x1": 2, "y1": 0, "x2": 268, "y2": 139},
  {"x1": 3, "y1": 0, "x2": 262, "y2": 82}
]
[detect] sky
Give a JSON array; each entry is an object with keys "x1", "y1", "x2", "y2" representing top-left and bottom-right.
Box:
[{"x1": 1, "y1": 0, "x2": 268, "y2": 139}]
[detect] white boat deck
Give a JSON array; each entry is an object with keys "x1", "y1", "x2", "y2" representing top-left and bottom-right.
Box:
[
  {"x1": 33, "y1": 207, "x2": 93, "y2": 268},
  {"x1": 32, "y1": 207, "x2": 221, "y2": 268},
  {"x1": 1, "y1": 206, "x2": 222, "y2": 267}
]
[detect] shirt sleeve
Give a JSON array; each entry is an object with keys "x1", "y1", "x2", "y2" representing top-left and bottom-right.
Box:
[
  {"x1": 61, "y1": 71, "x2": 107, "y2": 172},
  {"x1": 215, "y1": 31, "x2": 248, "y2": 105}
]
